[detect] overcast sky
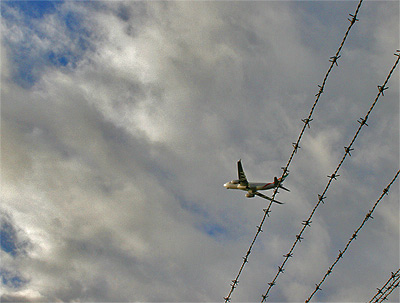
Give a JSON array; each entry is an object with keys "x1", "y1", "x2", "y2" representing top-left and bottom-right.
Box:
[{"x1": 1, "y1": 1, "x2": 399, "y2": 302}]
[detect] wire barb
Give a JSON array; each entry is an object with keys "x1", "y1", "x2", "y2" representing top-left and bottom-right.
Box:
[
  {"x1": 344, "y1": 146, "x2": 354, "y2": 156},
  {"x1": 302, "y1": 118, "x2": 313, "y2": 128},
  {"x1": 348, "y1": 13, "x2": 359, "y2": 24},
  {"x1": 315, "y1": 85, "x2": 324, "y2": 97},
  {"x1": 318, "y1": 194, "x2": 326, "y2": 204},
  {"x1": 329, "y1": 55, "x2": 341, "y2": 66},
  {"x1": 281, "y1": 167, "x2": 290, "y2": 174},
  {"x1": 327, "y1": 173, "x2": 340, "y2": 180},
  {"x1": 231, "y1": 279, "x2": 239, "y2": 287},
  {"x1": 366, "y1": 212, "x2": 374, "y2": 220},
  {"x1": 357, "y1": 117, "x2": 369, "y2": 126},
  {"x1": 292, "y1": 142, "x2": 301, "y2": 153},
  {"x1": 377, "y1": 85, "x2": 388, "y2": 96},
  {"x1": 263, "y1": 208, "x2": 271, "y2": 217},
  {"x1": 383, "y1": 187, "x2": 389, "y2": 195}
]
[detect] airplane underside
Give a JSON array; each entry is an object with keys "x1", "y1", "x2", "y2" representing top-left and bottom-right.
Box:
[
  {"x1": 224, "y1": 160, "x2": 288, "y2": 205},
  {"x1": 245, "y1": 192, "x2": 255, "y2": 198}
]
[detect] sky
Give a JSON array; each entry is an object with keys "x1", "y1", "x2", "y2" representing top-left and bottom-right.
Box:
[{"x1": 1, "y1": 1, "x2": 399, "y2": 302}]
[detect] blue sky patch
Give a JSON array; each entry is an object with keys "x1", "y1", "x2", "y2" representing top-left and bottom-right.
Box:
[
  {"x1": 1, "y1": 221, "x2": 18, "y2": 257},
  {"x1": 48, "y1": 51, "x2": 71, "y2": 67},
  {"x1": 199, "y1": 222, "x2": 227, "y2": 239},
  {"x1": 4, "y1": 1, "x2": 61, "y2": 19},
  {"x1": 2, "y1": 1, "x2": 93, "y2": 88},
  {"x1": 1, "y1": 269, "x2": 28, "y2": 289},
  {"x1": 0, "y1": 214, "x2": 29, "y2": 258}
]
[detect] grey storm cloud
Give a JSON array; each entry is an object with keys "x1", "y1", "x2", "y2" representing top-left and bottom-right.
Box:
[{"x1": 1, "y1": 1, "x2": 399, "y2": 302}]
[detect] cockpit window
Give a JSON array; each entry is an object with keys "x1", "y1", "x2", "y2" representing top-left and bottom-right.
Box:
[{"x1": 231, "y1": 180, "x2": 240, "y2": 184}]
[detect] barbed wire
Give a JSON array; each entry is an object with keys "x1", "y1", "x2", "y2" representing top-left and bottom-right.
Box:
[
  {"x1": 259, "y1": 50, "x2": 400, "y2": 303},
  {"x1": 374, "y1": 277, "x2": 400, "y2": 303},
  {"x1": 375, "y1": 279, "x2": 400, "y2": 303},
  {"x1": 305, "y1": 171, "x2": 400, "y2": 302},
  {"x1": 368, "y1": 269, "x2": 400, "y2": 303},
  {"x1": 222, "y1": 1, "x2": 364, "y2": 301}
]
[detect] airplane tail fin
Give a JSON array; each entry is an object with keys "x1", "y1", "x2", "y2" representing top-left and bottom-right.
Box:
[
  {"x1": 275, "y1": 176, "x2": 290, "y2": 192},
  {"x1": 237, "y1": 159, "x2": 249, "y2": 187}
]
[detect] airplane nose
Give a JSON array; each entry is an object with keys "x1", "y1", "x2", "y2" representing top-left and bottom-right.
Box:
[{"x1": 224, "y1": 183, "x2": 228, "y2": 188}]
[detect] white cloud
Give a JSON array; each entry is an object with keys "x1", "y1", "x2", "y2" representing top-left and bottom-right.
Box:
[{"x1": 1, "y1": 1, "x2": 398, "y2": 302}]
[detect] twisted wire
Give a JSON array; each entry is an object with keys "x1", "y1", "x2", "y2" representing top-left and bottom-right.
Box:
[
  {"x1": 368, "y1": 269, "x2": 400, "y2": 303},
  {"x1": 376, "y1": 279, "x2": 400, "y2": 303},
  {"x1": 223, "y1": 2, "x2": 363, "y2": 301},
  {"x1": 305, "y1": 171, "x2": 400, "y2": 302},
  {"x1": 260, "y1": 51, "x2": 400, "y2": 302}
]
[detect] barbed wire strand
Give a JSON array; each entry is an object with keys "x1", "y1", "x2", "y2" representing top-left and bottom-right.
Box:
[
  {"x1": 260, "y1": 50, "x2": 400, "y2": 303},
  {"x1": 375, "y1": 278, "x2": 400, "y2": 303},
  {"x1": 305, "y1": 171, "x2": 400, "y2": 302},
  {"x1": 223, "y1": 1, "x2": 363, "y2": 301},
  {"x1": 368, "y1": 269, "x2": 400, "y2": 303}
]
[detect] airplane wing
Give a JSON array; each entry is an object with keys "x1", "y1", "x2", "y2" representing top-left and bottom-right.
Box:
[
  {"x1": 254, "y1": 191, "x2": 284, "y2": 204},
  {"x1": 237, "y1": 159, "x2": 248, "y2": 187}
]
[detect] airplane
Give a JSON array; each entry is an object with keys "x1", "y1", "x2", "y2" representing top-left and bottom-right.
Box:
[{"x1": 224, "y1": 160, "x2": 289, "y2": 204}]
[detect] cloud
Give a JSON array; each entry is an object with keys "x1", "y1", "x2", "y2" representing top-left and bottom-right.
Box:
[{"x1": 1, "y1": 1, "x2": 398, "y2": 302}]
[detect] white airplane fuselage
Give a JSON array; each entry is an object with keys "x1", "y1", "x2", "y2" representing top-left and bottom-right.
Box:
[
  {"x1": 223, "y1": 160, "x2": 289, "y2": 202},
  {"x1": 224, "y1": 181, "x2": 276, "y2": 192}
]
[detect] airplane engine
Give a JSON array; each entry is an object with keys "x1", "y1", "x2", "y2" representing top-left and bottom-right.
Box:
[{"x1": 245, "y1": 193, "x2": 255, "y2": 198}]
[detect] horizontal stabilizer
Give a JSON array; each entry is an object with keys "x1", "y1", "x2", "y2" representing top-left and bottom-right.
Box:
[
  {"x1": 279, "y1": 185, "x2": 290, "y2": 192},
  {"x1": 254, "y1": 191, "x2": 284, "y2": 204}
]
